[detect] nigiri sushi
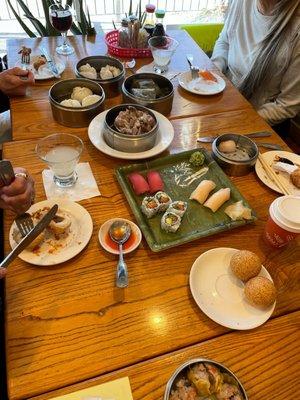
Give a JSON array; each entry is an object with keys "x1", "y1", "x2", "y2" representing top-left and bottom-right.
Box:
[
  {"x1": 168, "y1": 201, "x2": 187, "y2": 217},
  {"x1": 189, "y1": 179, "x2": 216, "y2": 204},
  {"x1": 141, "y1": 196, "x2": 160, "y2": 218},
  {"x1": 204, "y1": 188, "x2": 231, "y2": 212},
  {"x1": 155, "y1": 191, "x2": 172, "y2": 212},
  {"x1": 128, "y1": 172, "x2": 149, "y2": 195},
  {"x1": 198, "y1": 69, "x2": 217, "y2": 82},
  {"x1": 161, "y1": 211, "x2": 181, "y2": 233},
  {"x1": 147, "y1": 171, "x2": 164, "y2": 194}
]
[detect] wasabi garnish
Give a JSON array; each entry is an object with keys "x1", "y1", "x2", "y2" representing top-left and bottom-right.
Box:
[{"x1": 189, "y1": 151, "x2": 205, "y2": 167}]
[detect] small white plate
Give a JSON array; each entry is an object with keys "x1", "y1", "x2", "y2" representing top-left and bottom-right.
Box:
[
  {"x1": 98, "y1": 218, "x2": 142, "y2": 255},
  {"x1": 9, "y1": 199, "x2": 93, "y2": 266},
  {"x1": 189, "y1": 248, "x2": 275, "y2": 330},
  {"x1": 178, "y1": 70, "x2": 226, "y2": 95},
  {"x1": 16, "y1": 56, "x2": 65, "y2": 80},
  {"x1": 255, "y1": 150, "x2": 300, "y2": 195},
  {"x1": 88, "y1": 109, "x2": 174, "y2": 160}
]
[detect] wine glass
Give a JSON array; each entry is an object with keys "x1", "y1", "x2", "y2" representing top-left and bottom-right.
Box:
[
  {"x1": 49, "y1": 4, "x2": 74, "y2": 56},
  {"x1": 148, "y1": 36, "x2": 179, "y2": 74},
  {"x1": 36, "y1": 133, "x2": 83, "y2": 187}
]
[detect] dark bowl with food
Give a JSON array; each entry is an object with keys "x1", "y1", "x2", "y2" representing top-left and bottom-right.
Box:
[
  {"x1": 103, "y1": 104, "x2": 158, "y2": 153},
  {"x1": 49, "y1": 78, "x2": 105, "y2": 128},
  {"x1": 212, "y1": 133, "x2": 259, "y2": 176},
  {"x1": 164, "y1": 358, "x2": 248, "y2": 400},
  {"x1": 75, "y1": 55, "x2": 125, "y2": 98},
  {"x1": 122, "y1": 72, "x2": 174, "y2": 116}
]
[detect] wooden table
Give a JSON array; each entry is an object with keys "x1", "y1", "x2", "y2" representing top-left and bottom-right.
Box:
[
  {"x1": 7, "y1": 31, "x2": 252, "y2": 141},
  {"x1": 3, "y1": 34, "x2": 300, "y2": 400}
]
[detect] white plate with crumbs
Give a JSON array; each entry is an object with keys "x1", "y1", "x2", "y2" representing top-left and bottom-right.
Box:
[
  {"x1": 178, "y1": 70, "x2": 226, "y2": 95},
  {"x1": 16, "y1": 56, "x2": 65, "y2": 80},
  {"x1": 9, "y1": 199, "x2": 93, "y2": 266},
  {"x1": 255, "y1": 150, "x2": 300, "y2": 195},
  {"x1": 88, "y1": 110, "x2": 174, "y2": 160},
  {"x1": 189, "y1": 248, "x2": 275, "y2": 330}
]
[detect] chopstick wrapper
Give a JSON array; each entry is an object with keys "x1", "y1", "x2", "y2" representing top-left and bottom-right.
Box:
[{"x1": 42, "y1": 162, "x2": 101, "y2": 201}]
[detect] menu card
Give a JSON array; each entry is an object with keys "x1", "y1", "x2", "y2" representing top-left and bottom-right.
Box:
[{"x1": 49, "y1": 377, "x2": 133, "y2": 400}]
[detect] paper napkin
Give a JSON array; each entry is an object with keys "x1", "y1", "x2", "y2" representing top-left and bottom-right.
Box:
[
  {"x1": 49, "y1": 376, "x2": 133, "y2": 400},
  {"x1": 42, "y1": 162, "x2": 101, "y2": 202},
  {"x1": 136, "y1": 62, "x2": 181, "y2": 80}
]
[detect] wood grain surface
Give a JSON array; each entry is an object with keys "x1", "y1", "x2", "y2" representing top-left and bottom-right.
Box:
[
  {"x1": 28, "y1": 311, "x2": 300, "y2": 400},
  {"x1": 3, "y1": 110, "x2": 300, "y2": 399},
  {"x1": 7, "y1": 31, "x2": 252, "y2": 141}
]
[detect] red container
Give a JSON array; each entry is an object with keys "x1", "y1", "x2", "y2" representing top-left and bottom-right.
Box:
[
  {"x1": 105, "y1": 30, "x2": 152, "y2": 58},
  {"x1": 263, "y1": 196, "x2": 300, "y2": 248}
]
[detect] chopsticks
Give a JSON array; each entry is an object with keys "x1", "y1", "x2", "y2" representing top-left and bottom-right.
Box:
[{"x1": 258, "y1": 153, "x2": 293, "y2": 195}]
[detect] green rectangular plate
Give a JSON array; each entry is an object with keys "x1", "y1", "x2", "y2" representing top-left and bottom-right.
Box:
[{"x1": 115, "y1": 149, "x2": 257, "y2": 252}]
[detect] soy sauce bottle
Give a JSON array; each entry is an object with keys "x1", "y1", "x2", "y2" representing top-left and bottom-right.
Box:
[{"x1": 143, "y1": 4, "x2": 156, "y2": 36}]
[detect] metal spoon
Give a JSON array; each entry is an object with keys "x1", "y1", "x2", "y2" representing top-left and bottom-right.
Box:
[
  {"x1": 109, "y1": 220, "x2": 131, "y2": 288},
  {"x1": 123, "y1": 59, "x2": 136, "y2": 74},
  {"x1": 197, "y1": 131, "x2": 272, "y2": 143}
]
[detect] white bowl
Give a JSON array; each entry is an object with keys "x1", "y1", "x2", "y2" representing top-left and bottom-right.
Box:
[{"x1": 98, "y1": 218, "x2": 142, "y2": 254}]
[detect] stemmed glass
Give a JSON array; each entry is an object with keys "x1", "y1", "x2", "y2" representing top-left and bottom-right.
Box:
[
  {"x1": 148, "y1": 36, "x2": 179, "y2": 74},
  {"x1": 49, "y1": 4, "x2": 74, "y2": 55},
  {"x1": 36, "y1": 133, "x2": 83, "y2": 188}
]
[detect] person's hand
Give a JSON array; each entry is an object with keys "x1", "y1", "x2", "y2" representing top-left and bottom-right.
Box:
[
  {"x1": 0, "y1": 168, "x2": 35, "y2": 214},
  {"x1": 0, "y1": 268, "x2": 7, "y2": 279},
  {"x1": 0, "y1": 67, "x2": 35, "y2": 96}
]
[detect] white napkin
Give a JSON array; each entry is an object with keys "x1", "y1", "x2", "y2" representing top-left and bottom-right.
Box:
[
  {"x1": 136, "y1": 62, "x2": 181, "y2": 80},
  {"x1": 42, "y1": 162, "x2": 101, "y2": 201}
]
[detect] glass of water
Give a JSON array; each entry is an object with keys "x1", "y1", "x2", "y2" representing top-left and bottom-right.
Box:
[
  {"x1": 148, "y1": 36, "x2": 179, "y2": 73},
  {"x1": 36, "y1": 133, "x2": 83, "y2": 187}
]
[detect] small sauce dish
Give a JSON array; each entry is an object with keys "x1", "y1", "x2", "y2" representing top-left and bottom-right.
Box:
[{"x1": 98, "y1": 218, "x2": 142, "y2": 254}]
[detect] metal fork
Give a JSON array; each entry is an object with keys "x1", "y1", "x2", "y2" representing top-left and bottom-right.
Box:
[
  {"x1": 186, "y1": 54, "x2": 199, "y2": 79},
  {"x1": 15, "y1": 213, "x2": 34, "y2": 237},
  {"x1": 21, "y1": 53, "x2": 30, "y2": 72}
]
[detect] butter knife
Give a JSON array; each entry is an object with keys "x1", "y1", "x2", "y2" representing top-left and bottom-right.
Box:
[
  {"x1": 39, "y1": 46, "x2": 60, "y2": 78},
  {"x1": 0, "y1": 204, "x2": 58, "y2": 269}
]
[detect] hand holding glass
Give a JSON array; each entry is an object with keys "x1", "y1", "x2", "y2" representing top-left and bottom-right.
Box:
[
  {"x1": 36, "y1": 133, "x2": 83, "y2": 188},
  {"x1": 49, "y1": 4, "x2": 74, "y2": 55}
]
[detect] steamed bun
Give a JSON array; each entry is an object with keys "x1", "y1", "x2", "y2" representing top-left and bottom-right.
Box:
[
  {"x1": 60, "y1": 99, "x2": 81, "y2": 108},
  {"x1": 82, "y1": 94, "x2": 102, "y2": 107},
  {"x1": 71, "y1": 86, "x2": 93, "y2": 103},
  {"x1": 79, "y1": 63, "x2": 97, "y2": 79}
]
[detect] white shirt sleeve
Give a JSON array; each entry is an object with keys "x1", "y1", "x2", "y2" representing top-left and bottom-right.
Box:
[
  {"x1": 258, "y1": 39, "x2": 300, "y2": 125},
  {"x1": 210, "y1": 26, "x2": 229, "y2": 73}
]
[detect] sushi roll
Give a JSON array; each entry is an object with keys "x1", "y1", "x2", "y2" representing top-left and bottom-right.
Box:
[
  {"x1": 168, "y1": 201, "x2": 187, "y2": 217},
  {"x1": 141, "y1": 196, "x2": 160, "y2": 218},
  {"x1": 155, "y1": 191, "x2": 172, "y2": 212},
  {"x1": 161, "y1": 212, "x2": 181, "y2": 233}
]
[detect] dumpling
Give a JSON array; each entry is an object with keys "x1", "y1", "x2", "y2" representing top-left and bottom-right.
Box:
[
  {"x1": 82, "y1": 94, "x2": 102, "y2": 107},
  {"x1": 71, "y1": 86, "x2": 93, "y2": 103},
  {"x1": 60, "y1": 99, "x2": 81, "y2": 108},
  {"x1": 79, "y1": 63, "x2": 97, "y2": 79},
  {"x1": 100, "y1": 66, "x2": 114, "y2": 79}
]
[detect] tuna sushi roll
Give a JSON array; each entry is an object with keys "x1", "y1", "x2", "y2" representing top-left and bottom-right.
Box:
[
  {"x1": 168, "y1": 201, "x2": 187, "y2": 217},
  {"x1": 161, "y1": 211, "x2": 181, "y2": 233},
  {"x1": 155, "y1": 191, "x2": 172, "y2": 212},
  {"x1": 147, "y1": 170, "x2": 164, "y2": 194},
  {"x1": 141, "y1": 196, "x2": 160, "y2": 218}
]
